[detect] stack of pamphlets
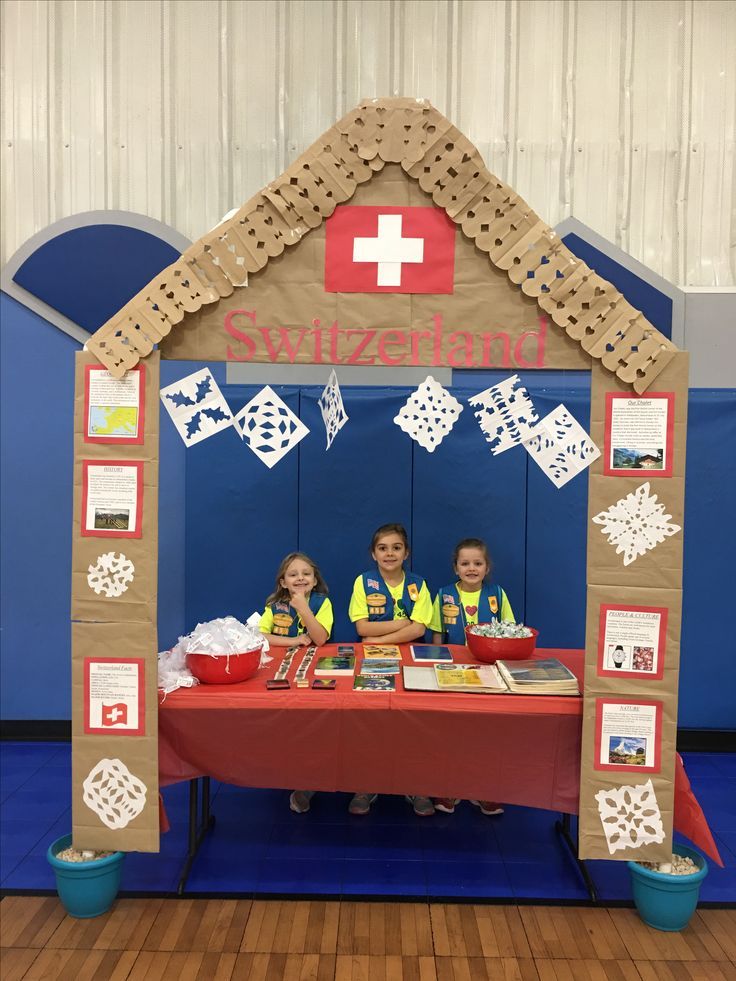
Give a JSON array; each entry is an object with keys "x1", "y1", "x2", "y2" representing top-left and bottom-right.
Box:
[
  {"x1": 496, "y1": 658, "x2": 579, "y2": 695},
  {"x1": 314, "y1": 655, "x2": 355, "y2": 676}
]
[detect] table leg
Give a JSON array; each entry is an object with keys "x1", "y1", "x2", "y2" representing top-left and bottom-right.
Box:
[
  {"x1": 176, "y1": 777, "x2": 216, "y2": 895},
  {"x1": 555, "y1": 812, "x2": 598, "y2": 902}
]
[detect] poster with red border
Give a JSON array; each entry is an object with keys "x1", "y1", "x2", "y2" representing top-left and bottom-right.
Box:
[
  {"x1": 597, "y1": 604, "x2": 668, "y2": 680},
  {"x1": 603, "y1": 392, "x2": 675, "y2": 477},
  {"x1": 84, "y1": 364, "x2": 145, "y2": 445},
  {"x1": 84, "y1": 657, "x2": 145, "y2": 736},
  {"x1": 81, "y1": 460, "x2": 144, "y2": 538},
  {"x1": 594, "y1": 698, "x2": 662, "y2": 773}
]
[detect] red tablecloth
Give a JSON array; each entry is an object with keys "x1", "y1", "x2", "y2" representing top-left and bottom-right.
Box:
[{"x1": 158, "y1": 645, "x2": 722, "y2": 865}]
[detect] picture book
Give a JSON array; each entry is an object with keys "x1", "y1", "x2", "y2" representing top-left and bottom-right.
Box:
[
  {"x1": 433, "y1": 663, "x2": 507, "y2": 693},
  {"x1": 353, "y1": 674, "x2": 395, "y2": 692},
  {"x1": 496, "y1": 658, "x2": 579, "y2": 695},
  {"x1": 360, "y1": 658, "x2": 400, "y2": 675},
  {"x1": 362, "y1": 645, "x2": 402, "y2": 660},
  {"x1": 410, "y1": 644, "x2": 453, "y2": 662},
  {"x1": 314, "y1": 655, "x2": 356, "y2": 676}
]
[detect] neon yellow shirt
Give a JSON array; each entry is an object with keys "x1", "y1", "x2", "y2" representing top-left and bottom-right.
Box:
[
  {"x1": 349, "y1": 574, "x2": 433, "y2": 626},
  {"x1": 259, "y1": 595, "x2": 333, "y2": 638},
  {"x1": 429, "y1": 586, "x2": 514, "y2": 633}
]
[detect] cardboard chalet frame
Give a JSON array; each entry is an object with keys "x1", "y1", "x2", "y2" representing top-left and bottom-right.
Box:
[{"x1": 73, "y1": 98, "x2": 688, "y2": 861}]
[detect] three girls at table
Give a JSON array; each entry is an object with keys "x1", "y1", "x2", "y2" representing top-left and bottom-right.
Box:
[{"x1": 259, "y1": 530, "x2": 513, "y2": 819}]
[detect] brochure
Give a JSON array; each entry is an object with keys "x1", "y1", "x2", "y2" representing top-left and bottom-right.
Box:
[
  {"x1": 362, "y1": 644, "x2": 402, "y2": 659},
  {"x1": 314, "y1": 655, "x2": 356, "y2": 676},
  {"x1": 353, "y1": 675, "x2": 395, "y2": 692},
  {"x1": 360, "y1": 658, "x2": 400, "y2": 676},
  {"x1": 433, "y1": 663, "x2": 507, "y2": 693},
  {"x1": 410, "y1": 644, "x2": 453, "y2": 662},
  {"x1": 496, "y1": 658, "x2": 579, "y2": 695}
]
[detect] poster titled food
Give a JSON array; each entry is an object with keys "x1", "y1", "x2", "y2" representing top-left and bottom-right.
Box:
[
  {"x1": 604, "y1": 392, "x2": 674, "y2": 476},
  {"x1": 594, "y1": 699, "x2": 662, "y2": 773},
  {"x1": 81, "y1": 461, "x2": 143, "y2": 538},
  {"x1": 84, "y1": 658, "x2": 145, "y2": 736},
  {"x1": 84, "y1": 364, "x2": 145, "y2": 444},
  {"x1": 597, "y1": 604, "x2": 667, "y2": 679}
]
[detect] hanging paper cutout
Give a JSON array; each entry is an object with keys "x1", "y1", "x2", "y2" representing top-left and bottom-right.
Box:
[
  {"x1": 595, "y1": 779, "x2": 665, "y2": 854},
  {"x1": 234, "y1": 385, "x2": 309, "y2": 469},
  {"x1": 160, "y1": 368, "x2": 234, "y2": 446},
  {"x1": 87, "y1": 552, "x2": 135, "y2": 598},
  {"x1": 393, "y1": 375, "x2": 463, "y2": 453},
  {"x1": 318, "y1": 370, "x2": 349, "y2": 449},
  {"x1": 524, "y1": 404, "x2": 600, "y2": 488},
  {"x1": 592, "y1": 482, "x2": 681, "y2": 566},
  {"x1": 82, "y1": 758, "x2": 148, "y2": 829},
  {"x1": 469, "y1": 374, "x2": 539, "y2": 455}
]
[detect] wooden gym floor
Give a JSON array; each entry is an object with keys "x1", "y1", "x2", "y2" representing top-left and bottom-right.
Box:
[{"x1": 1, "y1": 897, "x2": 735, "y2": 980}]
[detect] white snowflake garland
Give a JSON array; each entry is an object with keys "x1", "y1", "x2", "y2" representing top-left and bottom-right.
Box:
[
  {"x1": 592, "y1": 482, "x2": 681, "y2": 566},
  {"x1": 595, "y1": 779, "x2": 665, "y2": 854},
  {"x1": 393, "y1": 375, "x2": 463, "y2": 453},
  {"x1": 234, "y1": 385, "x2": 309, "y2": 468},
  {"x1": 160, "y1": 368, "x2": 235, "y2": 446},
  {"x1": 318, "y1": 370, "x2": 349, "y2": 449},
  {"x1": 87, "y1": 552, "x2": 135, "y2": 598},
  {"x1": 82, "y1": 758, "x2": 148, "y2": 830},
  {"x1": 524, "y1": 404, "x2": 600, "y2": 488},
  {"x1": 469, "y1": 374, "x2": 539, "y2": 455}
]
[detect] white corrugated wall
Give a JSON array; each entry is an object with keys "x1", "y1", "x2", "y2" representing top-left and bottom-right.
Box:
[{"x1": 1, "y1": 0, "x2": 734, "y2": 285}]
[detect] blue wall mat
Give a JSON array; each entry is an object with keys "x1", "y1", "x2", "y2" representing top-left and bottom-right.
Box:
[
  {"x1": 13, "y1": 225, "x2": 180, "y2": 333},
  {"x1": 411, "y1": 384, "x2": 527, "y2": 626},
  {"x1": 562, "y1": 232, "x2": 673, "y2": 339},
  {"x1": 524, "y1": 388, "x2": 591, "y2": 650},
  {"x1": 299, "y1": 388, "x2": 414, "y2": 641},
  {"x1": 0, "y1": 293, "x2": 76, "y2": 719},
  {"x1": 184, "y1": 383, "x2": 300, "y2": 632},
  {"x1": 680, "y1": 390, "x2": 736, "y2": 729}
]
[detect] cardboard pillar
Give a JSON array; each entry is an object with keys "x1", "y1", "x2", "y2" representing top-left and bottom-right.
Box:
[
  {"x1": 579, "y1": 353, "x2": 689, "y2": 861},
  {"x1": 70, "y1": 351, "x2": 160, "y2": 851}
]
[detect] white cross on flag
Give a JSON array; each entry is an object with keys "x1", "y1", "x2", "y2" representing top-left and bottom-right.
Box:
[{"x1": 325, "y1": 205, "x2": 455, "y2": 294}]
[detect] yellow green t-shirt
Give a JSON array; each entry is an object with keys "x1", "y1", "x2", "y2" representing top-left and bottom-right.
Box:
[
  {"x1": 348, "y1": 575, "x2": 433, "y2": 626},
  {"x1": 259, "y1": 595, "x2": 333, "y2": 638},
  {"x1": 429, "y1": 586, "x2": 514, "y2": 634}
]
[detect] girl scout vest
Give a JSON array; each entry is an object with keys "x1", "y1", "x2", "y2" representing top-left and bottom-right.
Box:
[
  {"x1": 361, "y1": 570, "x2": 424, "y2": 621},
  {"x1": 269, "y1": 592, "x2": 326, "y2": 637},
  {"x1": 438, "y1": 582, "x2": 503, "y2": 645}
]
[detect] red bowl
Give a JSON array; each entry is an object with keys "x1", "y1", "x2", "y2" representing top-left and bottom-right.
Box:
[
  {"x1": 465, "y1": 625, "x2": 538, "y2": 663},
  {"x1": 187, "y1": 648, "x2": 262, "y2": 684}
]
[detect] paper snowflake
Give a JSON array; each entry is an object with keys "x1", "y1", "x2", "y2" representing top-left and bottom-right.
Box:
[
  {"x1": 234, "y1": 385, "x2": 309, "y2": 468},
  {"x1": 469, "y1": 374, "x2": 539, "y2": 455},
  {"x1": 393, "y1": 376, "x2": 463, "y2": 453},
  {"x1": 87, "y1": 552, "x2": 135, "y2": 598},
  {"x1": 595, "y1": 779, "x2": 665, "y2": 854},
  {"x1": 318, "y1": 370, "x2": 349, "y2": 449},
  {"x1": 592, "y1": 482, "x2": 681, "y2": 566},
  {"x1": 82, "y1": 758, "x2": 148, "y2": 830},
  {"x1": 524, "y1": 404, "x2": 600, "y2": 488},
  {"x1": 160, "y1": 367, "x2": 234, "y2": 446}
]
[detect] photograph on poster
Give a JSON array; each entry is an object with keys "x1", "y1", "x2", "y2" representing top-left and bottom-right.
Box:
[
  {"x1": 81, "y1": 461, "x2": 143, "y2": 538},
  {"x1": 84, "y1": 658, "x2": 145, "y2": 736},
  {"x1": 604, "y1": 392, "x2": 674, "y2": 477},
  {"x1": 594, "y1": 699, "x2": 662, "y2": 773},
  {"x1": 597, "y1": 604, "x2": 667, "y2": 679},
  {"x1": 84, "y1": 364, "x2": 145, "y2": 444}
]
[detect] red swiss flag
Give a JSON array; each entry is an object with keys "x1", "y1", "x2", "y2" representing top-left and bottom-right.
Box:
[
  {"x1": 325, "y1": 205, "x2": 455, "y2": 294},
  {"x1": 101, "y1": 702, "x2": 128, "y2": 726}
]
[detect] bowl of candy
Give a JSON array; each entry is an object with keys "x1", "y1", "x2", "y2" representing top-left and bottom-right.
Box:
[
  {"x1": 465, "y1": 622, "x2": 538, "y2": 663},
  {"x1": 187, "y1": 648, "x2": 262, "y2": 684}
]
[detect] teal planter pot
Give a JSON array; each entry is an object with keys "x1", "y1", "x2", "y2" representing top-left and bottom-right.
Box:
[
  {"x1": 628, "y1": 845, "x2": 708, "y2": 932},
  {"x1": 47, "y1": 834, "x2": 125, "y2": 918}
]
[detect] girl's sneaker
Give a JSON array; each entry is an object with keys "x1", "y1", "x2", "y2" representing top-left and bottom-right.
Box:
[
  {"x1": 349, "y1": 793, "x2": 378, "y2": 815},
  {"x1": 433, "y1": 798, "x2": 460, "y2": 814},
  {"x1": 405, "y1": 796, "x2": 435, "y2": 816},
  {"x1": 470, "y1": 800, "x2": 504, "y2": 816},
  {"x1": 289, "y1": 791, "x2": 314, "y2": 813}
]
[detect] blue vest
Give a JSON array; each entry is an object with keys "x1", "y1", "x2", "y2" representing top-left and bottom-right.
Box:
[
  {"x1": 437, "y1": 582, "x2": 503, "y2": 645},
  {"x1": 361, "y1": 570, "x2": 425, "y2": 622},
  {"x1": 269, "y1": 592, "x2": 327, "y2": 637}
]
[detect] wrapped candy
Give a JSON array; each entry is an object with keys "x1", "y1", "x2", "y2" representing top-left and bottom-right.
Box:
[{"x1": 467, "y1": 621, "x2": 533, "y2": 639}]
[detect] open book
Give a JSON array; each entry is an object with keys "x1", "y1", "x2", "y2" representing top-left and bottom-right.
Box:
[
  {"x1": 496, "y1": 658, "x2": 579, "y2": 695},
  {"x1": 402, "y1": 658, "x2": 579, "y2": 696}
]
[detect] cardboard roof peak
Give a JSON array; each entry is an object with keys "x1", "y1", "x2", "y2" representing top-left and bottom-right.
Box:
[{"x1": 87, "y1": 97, "x2": 677, "y2": 392}]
